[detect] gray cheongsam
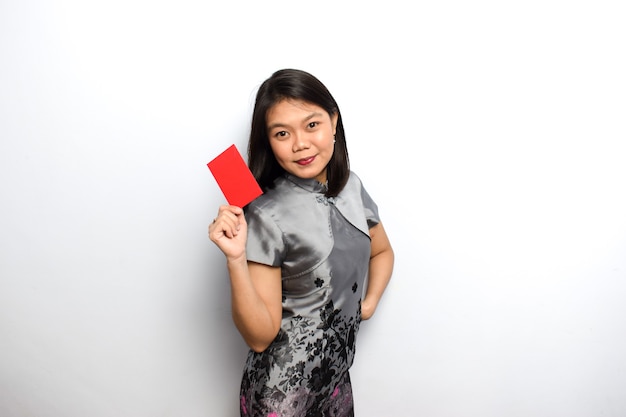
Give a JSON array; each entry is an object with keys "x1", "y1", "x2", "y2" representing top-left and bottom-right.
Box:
[{"x1": 240, "y1": 171, "x2": 380, "y2": 417}]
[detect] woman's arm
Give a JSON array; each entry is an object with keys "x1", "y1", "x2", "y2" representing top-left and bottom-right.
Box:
[
  {"x1": 361, "y1": 222, "x2": 394, "y2": 320},
  {"x1": 209, "y1": 205, "x2": 282, "y2": 352},
  {"x1": 227, "y1": 259, "x2": 282, "y2": 352}
]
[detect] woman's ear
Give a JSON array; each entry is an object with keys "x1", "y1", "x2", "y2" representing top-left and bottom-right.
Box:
[{"x1": 331, "y1": 112, "x2": 339, "y2": 135}]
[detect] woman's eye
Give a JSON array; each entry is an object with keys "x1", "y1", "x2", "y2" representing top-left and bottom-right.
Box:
[
  {"x1": 275, "y1": 131, "x2": 287, "y2": 138},
  {"x1": 308, "y1": 122, "x2": 318, "y2": 129}
]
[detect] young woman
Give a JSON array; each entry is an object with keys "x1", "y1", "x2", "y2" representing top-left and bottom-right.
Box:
[{"x1": 209, "y1": 69, "x2": 394, "y2": 416}]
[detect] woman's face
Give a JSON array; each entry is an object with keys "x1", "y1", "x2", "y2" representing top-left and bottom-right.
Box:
[{"x1": 266, "y1": 99, "x2": 338, "y2": 184}]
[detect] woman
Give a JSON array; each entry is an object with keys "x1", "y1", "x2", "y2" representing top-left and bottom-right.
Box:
[{"x1": 209, "y1": 69, "x2": 394, "y2": 416}]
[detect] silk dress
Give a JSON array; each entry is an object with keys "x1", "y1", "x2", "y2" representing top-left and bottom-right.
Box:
[{"x1": 241, "y1": 171, "x2": 380, "y2": 417}]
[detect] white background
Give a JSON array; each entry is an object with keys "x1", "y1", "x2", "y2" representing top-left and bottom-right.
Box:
[{"x1": 1, "y1": 1, "x2": 625, "y2": 416}]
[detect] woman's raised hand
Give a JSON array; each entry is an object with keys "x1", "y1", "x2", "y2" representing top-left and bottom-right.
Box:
[{"x1": 208, "y1": 205, "x2": 247, "y2": 261}]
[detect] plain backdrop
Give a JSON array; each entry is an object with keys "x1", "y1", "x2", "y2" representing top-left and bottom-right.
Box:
[{"x1": 1, "y1": 1, "x2": 625, "y2": 416}]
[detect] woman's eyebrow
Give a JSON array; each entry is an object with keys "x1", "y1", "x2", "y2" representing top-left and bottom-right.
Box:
[
  {"x1": 304, "y1": 112, "x2": 324, "y2": 122},
  {"x1": 267, "y1": 121, "x2": 288, "y2": 131}
]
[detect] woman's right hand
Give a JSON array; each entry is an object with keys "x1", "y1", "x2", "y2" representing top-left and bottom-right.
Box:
[{"x1": 208, "y1": 205, "x2": 247, "y2": 261}]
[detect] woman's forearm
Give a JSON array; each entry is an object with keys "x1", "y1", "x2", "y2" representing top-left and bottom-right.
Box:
[
  {"x1": 227, "y1": 256, "x2": 282, "y2": 352},
  {"x1": 362, "y1": 247, "x2": 394, "y2": 320}
]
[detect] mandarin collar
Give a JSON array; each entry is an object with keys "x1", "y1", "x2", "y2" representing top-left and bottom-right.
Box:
[{"x1": 284, "y1": 173, "x2": 328, "y2": 194}]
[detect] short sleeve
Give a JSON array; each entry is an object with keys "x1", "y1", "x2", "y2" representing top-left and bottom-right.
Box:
[
  {"x1": 360, "y1": 183, "x2": 380, "y2": 229},
  {"x1": 245, "y1": 205, "x2": 286, "y2": 267}
]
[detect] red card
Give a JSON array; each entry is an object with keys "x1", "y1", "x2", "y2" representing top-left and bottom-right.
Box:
[{"x1": 207, "y1": 144, "x2": 263, "y2": 207}]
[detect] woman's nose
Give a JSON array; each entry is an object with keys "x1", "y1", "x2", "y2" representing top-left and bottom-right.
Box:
[{"x1": 292, "y1": 133, "x2": 310, "y2": 152}]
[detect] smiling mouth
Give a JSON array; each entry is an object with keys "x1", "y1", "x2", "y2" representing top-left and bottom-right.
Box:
[{"x1": 296, "y1": 156, "x2": 315, "y2": 166}]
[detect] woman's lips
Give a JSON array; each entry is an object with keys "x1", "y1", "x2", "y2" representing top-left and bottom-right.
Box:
[{"x1": 296, "y1": 156, "x2": 315, "y2": 166}]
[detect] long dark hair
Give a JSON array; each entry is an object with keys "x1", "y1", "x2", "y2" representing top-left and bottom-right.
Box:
[{"x1": 247, "y1": 69, "x2": 349, "y2": 198}]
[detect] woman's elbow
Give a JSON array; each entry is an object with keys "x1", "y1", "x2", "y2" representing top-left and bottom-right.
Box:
[
  {"x1": 244, "y1": 327, "x2": 280, "y2": 353},
  {"x1": 249, "y1": 340, "x2": 271, "y2": 353}
]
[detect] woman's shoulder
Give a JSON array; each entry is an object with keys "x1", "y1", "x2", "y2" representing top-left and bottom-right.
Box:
[
  {"x1": 246, "y1": 176, "x2": 305, "y2": 212},
  {"x1": 347, "y1": 170, "x2": 363, "y2": 184},
  {"x1": 342, "y1": 170, "x2": 366, "y2": 194}
]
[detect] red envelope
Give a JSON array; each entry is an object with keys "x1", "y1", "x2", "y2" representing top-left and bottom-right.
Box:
[{"x1": 207, "y1": 144, "x2": 263, "y2": 207}]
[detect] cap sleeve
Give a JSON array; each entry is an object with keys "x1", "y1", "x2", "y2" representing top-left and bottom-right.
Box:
[
  {"x1": 245, "y1": 204, "x2": 285, "y2": 267},
  {"x1": 360, "y1": 182, "x2": 380, "y2": 229}
]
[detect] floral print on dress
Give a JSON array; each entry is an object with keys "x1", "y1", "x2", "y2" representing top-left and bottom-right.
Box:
[
  {"x1": 240, "y1": 300, "x2": 359, "y2": 417},
  {"x1": 240, "y1": 173, "x2": 377, "y2": 417}
]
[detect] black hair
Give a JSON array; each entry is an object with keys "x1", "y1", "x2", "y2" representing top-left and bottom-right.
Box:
[{"x1": 247, "y1": 69, "x2": 349, "y2": 198}]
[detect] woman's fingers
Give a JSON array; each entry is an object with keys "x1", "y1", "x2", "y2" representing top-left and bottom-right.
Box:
[
  {"x1": 209, "y1": 205, "x2": 244, "y2": 239},
  {"x1": 208, "y1": 205, "x2": 248, "y2": 260}
]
